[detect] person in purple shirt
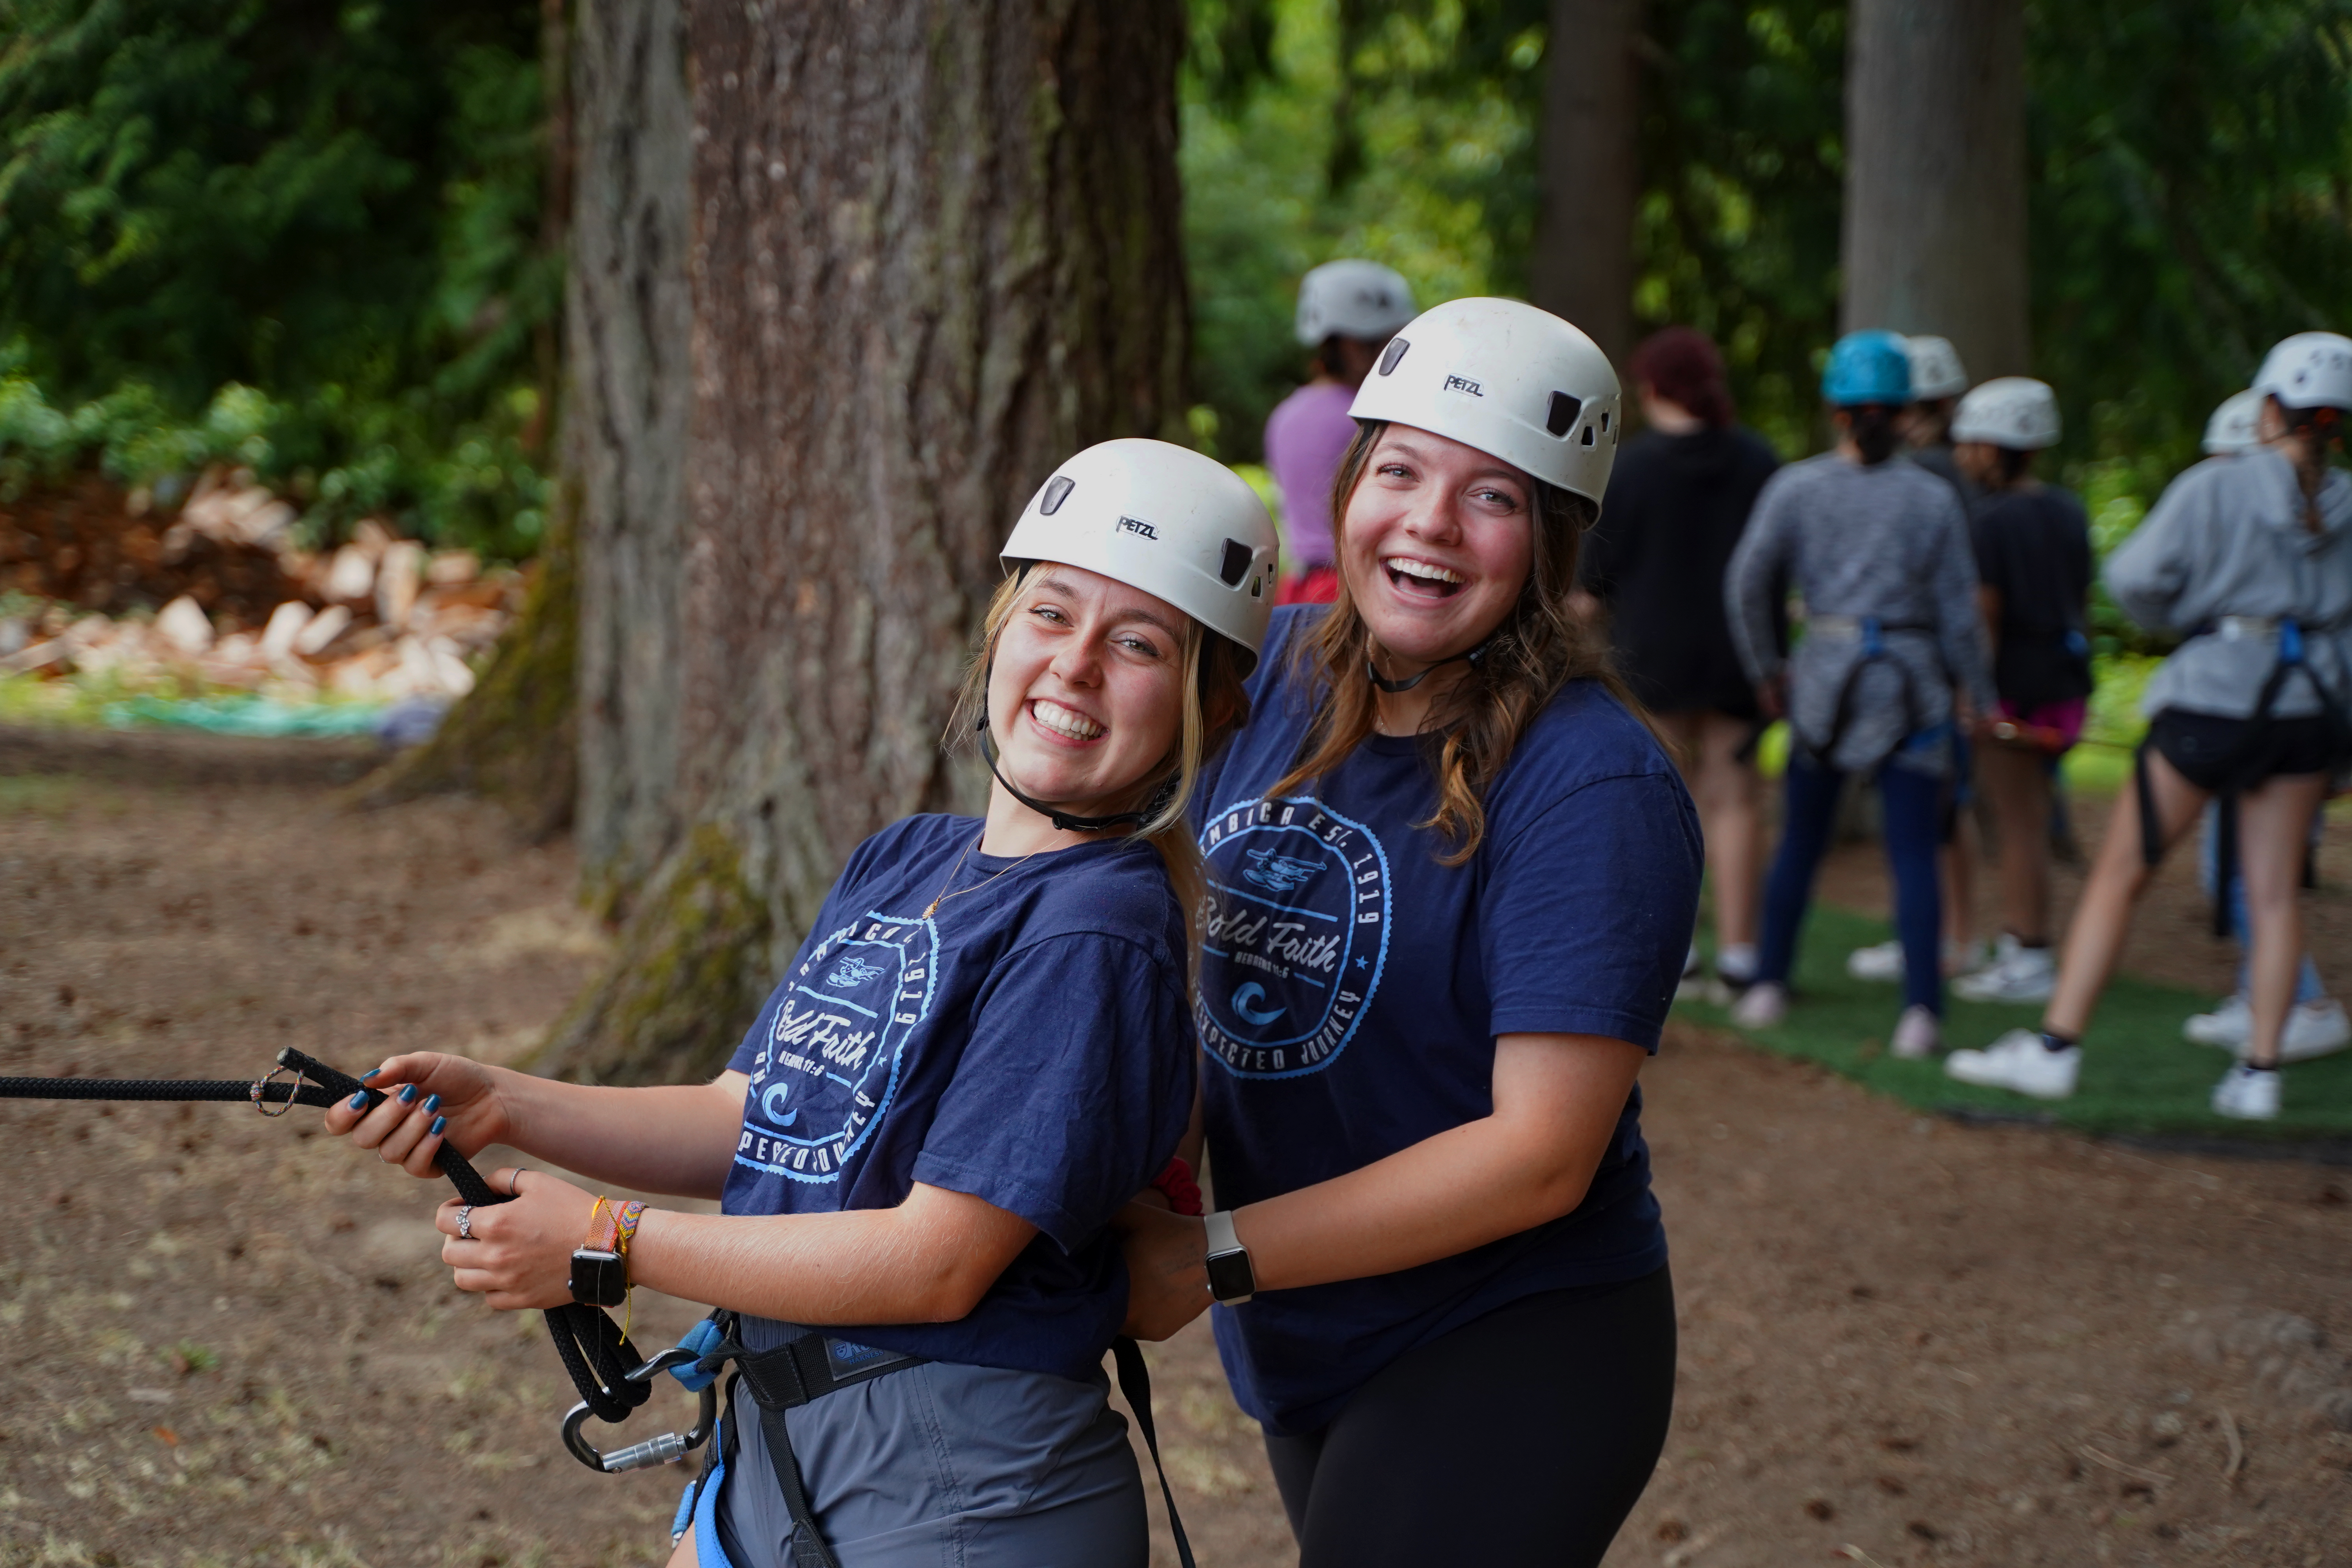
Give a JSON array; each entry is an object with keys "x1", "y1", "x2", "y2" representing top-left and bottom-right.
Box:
[{"x1": 1265, "y1": 260, "x2": 1417, "y2": 604}]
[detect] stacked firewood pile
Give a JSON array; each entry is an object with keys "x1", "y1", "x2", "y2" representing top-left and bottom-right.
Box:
[{"x1": 0, "y1": 468, "x2": 519, "y2": 701}]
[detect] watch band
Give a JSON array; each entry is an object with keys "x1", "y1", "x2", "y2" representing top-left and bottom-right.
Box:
[{"x1": 1203, "y1": 1209, "x2": 1255, "y2": 1305}]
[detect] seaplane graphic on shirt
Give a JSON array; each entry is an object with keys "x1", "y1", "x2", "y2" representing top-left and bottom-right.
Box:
[
  {"x1": 1241, "y1": 848, "x2": 1322, "y2": 895},
  {"x1": 824, "y1": 953, "x2": 886, "y2": 988}
]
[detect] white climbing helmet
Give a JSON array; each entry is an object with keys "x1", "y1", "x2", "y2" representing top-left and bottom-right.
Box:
[
  {"x1": 2203, "y1": 389, "x2": 2265, "y2": 456},
  {"x1": 1002, "y1": 439, "x2": 1280, "y2": 671},
  {"x1": 2254, "y1": 331, "x2": 2352, "y2": 413},
  {"x1": 1347, "y1": 297, "x2": 1622, "y2": 505},
  {"x1": 1904, "y1": 335, "x2": 1970, "y2": 402},
  {"x1": 1951, "y1": 376, "x2": 2061, "y2": 450},
  {"x1": 1295, "y1": 260, "x2": 1417, "y2": 347}
]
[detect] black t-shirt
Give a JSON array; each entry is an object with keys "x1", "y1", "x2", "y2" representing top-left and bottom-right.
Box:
[
  {"x1": 1970, "y1": 485, "x2": 2094, "y2": 708},
  {"x1": 1582, "y1": 425, "x2": 1781, "y2": 715}
]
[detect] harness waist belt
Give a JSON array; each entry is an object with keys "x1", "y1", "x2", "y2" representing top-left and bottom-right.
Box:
[
  {"x1": 2213, "y1": 615, "x2": 2283, "y2": 640},
  {"x1": 1806, "y1": 614, "x2": 1933, "y2": 639},
  {"x1": 731, "y1": 1333, "x2": 924, "y2": 1412}
]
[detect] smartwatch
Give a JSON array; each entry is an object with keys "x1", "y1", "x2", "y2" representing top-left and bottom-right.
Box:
[{"x1": 1203, "y1": 1209, "x2": 1255, "y2": 1305}]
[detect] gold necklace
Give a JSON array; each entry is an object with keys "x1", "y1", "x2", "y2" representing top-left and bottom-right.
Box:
[{"x1": 922, "y1": 832, "x2": 1049, "y2": 920}]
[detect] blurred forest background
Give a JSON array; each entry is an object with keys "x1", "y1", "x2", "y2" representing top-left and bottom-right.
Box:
[{"x1": 6, "y1": 0, "x2": 2350, "y2": 568}]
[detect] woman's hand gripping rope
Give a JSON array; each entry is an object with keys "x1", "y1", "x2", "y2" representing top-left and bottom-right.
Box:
[
  {"x1": 435, "y1": 1168, "x2": 600, "y2": 1311},
  {"x1": 322, "y1": 1051, "x2": 510, "y2": 1178}
]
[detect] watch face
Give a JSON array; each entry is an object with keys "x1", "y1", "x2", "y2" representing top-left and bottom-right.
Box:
[
  {"x1": 570, "y1": 1248, "x2": 627, "y2": 1307},
  {"x1": 1205, "y1": 1248, "x2": 1255, "y2": 1303}
]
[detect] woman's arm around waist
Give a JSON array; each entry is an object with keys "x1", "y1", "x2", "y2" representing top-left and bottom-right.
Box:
[{"x1": 1120, "y1": 1029, "x2": 1645, "y2": 1338}]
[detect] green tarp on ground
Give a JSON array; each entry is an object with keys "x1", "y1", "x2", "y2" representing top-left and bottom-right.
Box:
[{"x1": 1681, "y1": 902, "x2": 2352, "y2": 1142}]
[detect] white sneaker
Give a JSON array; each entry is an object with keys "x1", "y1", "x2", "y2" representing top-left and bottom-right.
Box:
[
  {"x1": 1952, "y1": 939, "x2": 2056, "y2": 1004},
  {"x1": 1730, "y1": 982, "x2": 1789, "y2": 1029},
  {"x1": 1944, "y1": 1028, "x2": 2080, "y2": 1099},
  {"x1": 2189, "y1": 998, "x2": 2352, "y2": 1062},
  {"x1": 2211, "y1": 1063, "x2": 2282, "y2": 1121},
  {"x1": 1847, "y1": 940, "x2": 1905, "y2": 982},
  {"x1": 2183, "y1": 994, "x2": 2251, "y2": 1047},
  {"x1": 1891, "y1": 1005, "x2": 1941, "y2": 1059}
]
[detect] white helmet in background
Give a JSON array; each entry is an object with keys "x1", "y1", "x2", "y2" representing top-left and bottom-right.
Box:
[
  {"x1": 1295, "y1": 260, "x2": 1417, "y2": 347},
  {"x1": 1002, "y1": 439, "x2": 1280, "y2": 671},
  {"x1": 2202, "y1": 389, "x2": 2265, "y2": 455},
  {"x1": 1904, "y1": 336, "x2": 1970, "y2": 402},
  {"x1": 1951, "y1": 377, "x2": 2061, "y2": 450},
  {"x1": 2254, "y1": 331, "x2": 2352, "y2": 412},
  {"x1": 1347, "y1": 297, "x2": 1622, "y2": 506}
]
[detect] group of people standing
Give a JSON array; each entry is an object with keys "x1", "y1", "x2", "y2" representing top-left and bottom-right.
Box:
[
  {"x1": 1560, "y1": 315, "x2": 2352, "y2": 1123},
  {"x1": 303, "y1": 259, "x2": 2345, "y2": 1568}
]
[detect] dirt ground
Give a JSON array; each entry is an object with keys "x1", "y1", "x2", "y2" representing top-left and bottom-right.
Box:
[{"x1": 2, "y1": 728, "x2": 2348, "y2": 1568}]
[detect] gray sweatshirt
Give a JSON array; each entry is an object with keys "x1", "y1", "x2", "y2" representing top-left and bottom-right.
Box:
[
  {"x1": 2106, "y1": 447, "x2": 2352, "y2": 720},
  {"x1": 1726, "y1": 452, "x2": 1993, "y2": 775}
]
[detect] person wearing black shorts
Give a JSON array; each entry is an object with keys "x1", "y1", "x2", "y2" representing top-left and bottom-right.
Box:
[
  {"x1": 1948, "y1": 332, "x2": 2352, "y2": 1120},
  {"x1": 1120, "y1": 298, "x2": 1701, "y2": 1567}
]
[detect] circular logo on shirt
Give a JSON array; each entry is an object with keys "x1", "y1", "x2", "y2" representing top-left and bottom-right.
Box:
[
  {"x1": 1195, "y1": 797, "x2": 1391, "y2": 1077},
  {"x1": 736, "y1": 913, "x2": 938, "y2": 1183}
]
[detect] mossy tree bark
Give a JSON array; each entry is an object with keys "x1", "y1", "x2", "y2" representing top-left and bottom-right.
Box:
[
  {"x1": 1840, "y1": 0, "x2": 2029, "y2": 378},
  {"x1": 535, "y1": 0, "x2": 1190, "y2": 1085}
]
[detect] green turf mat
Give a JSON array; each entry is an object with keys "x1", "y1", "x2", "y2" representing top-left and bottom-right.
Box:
[{"x1": 1678, "y1": 902, "x2": 2352, "y2": 1141}]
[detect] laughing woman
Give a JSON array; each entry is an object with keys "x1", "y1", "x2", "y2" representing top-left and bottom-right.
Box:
[
  {"x1": 1123, "y1": 298, "x2": 1704, "y2": 1568},
  {"x1": 321, "y1": 441, "x2": 1278, "y2": 1568}
]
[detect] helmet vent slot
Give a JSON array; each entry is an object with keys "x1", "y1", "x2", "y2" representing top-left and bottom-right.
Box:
[
  {"x1": 1546, "y1": 391, "x2": 1581, "y2": 437},
  {"x1": 1580, "y1": 425, "x2": 1597, "y2": 447},
  {"x1": 1599, "y1": 410, "x2": 1610, "y2": 432},
  {"x1": 1039, "y1": 476, "x2": 1075, "y2": 515},
  {"x1": 1378, "y1": 338, "x2": 1411, "y2": 376},
  {"x1": 1219, "y1": 539, "x2": 1254, "y2": 587}
]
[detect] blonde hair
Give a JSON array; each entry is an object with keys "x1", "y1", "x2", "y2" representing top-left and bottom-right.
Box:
[
  {"x1": 947, "y1": 568, "x2": 1252, "y2": 943},
  {"x1": 1269, "y1": 419, "x2": 1633, "y2": 866}
]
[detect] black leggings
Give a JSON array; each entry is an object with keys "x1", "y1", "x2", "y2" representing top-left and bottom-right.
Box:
[{"x1": 1262, "y1": 1267, "x2": 1676, "y2": 1568}]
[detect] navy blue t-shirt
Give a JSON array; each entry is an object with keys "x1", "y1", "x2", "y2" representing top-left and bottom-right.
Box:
[
  {"x1": 1193, "y1": 606, "x2": 1701, "y2": 1434},
  {"x1": 720, "y1": 814, "x2": 1194, "y2": 1384}
]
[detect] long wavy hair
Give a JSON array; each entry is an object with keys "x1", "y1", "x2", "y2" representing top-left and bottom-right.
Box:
[
  {"x1": 1269, "y1": 419, "x2": 1636, "y2": 865},
  {"x1": 948, "y1": 567, "x2": 1252, "y2": 937}
]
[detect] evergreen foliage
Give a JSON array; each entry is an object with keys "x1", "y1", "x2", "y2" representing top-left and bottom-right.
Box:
[
  {"x1": 1180, "y1": 0, "x2": 2352, "y2": 481},
  {"x1": 0, "y1": 0, "x2": 554, "y2": 555}
]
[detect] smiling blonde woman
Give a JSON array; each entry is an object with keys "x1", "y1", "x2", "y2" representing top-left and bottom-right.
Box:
[{"x1": 322, "y1": 440, "x2": 1278, "y2": 1568}]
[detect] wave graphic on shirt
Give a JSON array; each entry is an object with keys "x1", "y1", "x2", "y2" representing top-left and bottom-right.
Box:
[
  {"x1": 1195, "y1": 796, "x2": 1392, "y2": 1079},
  {"x1": 736, "y1": 913, "x2": 938, "y2": 1183}
]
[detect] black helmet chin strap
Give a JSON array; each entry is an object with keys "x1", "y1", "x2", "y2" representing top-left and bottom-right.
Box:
[
  {"x1": 974, "y1": 659, "x2": 1177, "y2": 834},
  {"x1": 1367, "y1": 638, "x2": 1490, "y2": 694}
]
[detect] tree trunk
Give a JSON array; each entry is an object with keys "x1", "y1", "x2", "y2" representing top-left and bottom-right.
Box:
[
  {"x1": 1840, "y1": 0, "x2": 2029, "y2": 380},
  {"x1": 567, "y1": 0, "x2": 695, "y2": 908},
  {"x1": 1531, "y1": 0, "x2": 1643, "y2": 375},
  {"x1": 535, "y1": 0, "x2": 1190, "y2": 1086}
]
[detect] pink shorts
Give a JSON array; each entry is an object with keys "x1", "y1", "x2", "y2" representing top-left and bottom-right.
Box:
[{"x1": 1995, "y1": 696, "x2": 2087, "y2": 751}]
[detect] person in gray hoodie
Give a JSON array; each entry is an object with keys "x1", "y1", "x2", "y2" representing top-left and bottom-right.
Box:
[
  {"x1": 1948, "y1": 332, "x2": 2352, "y2": 1121},
  {"x1": 1726, "y1": 331, "x2": 1994, "y2": 1058}
]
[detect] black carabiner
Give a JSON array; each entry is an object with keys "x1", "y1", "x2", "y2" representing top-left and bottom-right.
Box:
[{"x1": 561, "y1": 1345, "x2": 719, "y2": 1473}]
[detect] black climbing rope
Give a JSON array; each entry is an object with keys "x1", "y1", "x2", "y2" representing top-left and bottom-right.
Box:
[{"x1": 0, "y1": 1047, "x2": 653, "y2": 1430}]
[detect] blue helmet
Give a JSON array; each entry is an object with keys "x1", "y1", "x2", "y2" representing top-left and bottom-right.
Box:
[{"x1": 1821, "y1": 330, "x2": 1913, "y2": 407}]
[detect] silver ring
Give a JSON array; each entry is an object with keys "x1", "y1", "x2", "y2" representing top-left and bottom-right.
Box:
[
  {"x1": 508, "y1": 1168, "x2": 527, "y2": 1197},
  {"x1": 456, "y1": 1205, "x2": 474, "y2": 1240}
]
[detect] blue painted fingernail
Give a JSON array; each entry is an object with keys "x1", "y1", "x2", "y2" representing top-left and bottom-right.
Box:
[
  {"x1": 361, "y1": 1068, "x2": 379, "y2": 1080},
  {"x1": 398, "y1": 1084, "x2": 418, "y2": 1104},
  {"x1": 429, "y1": 1115, "x2": 446, "y2": 1137},
  {"x1": 348, "y1": 1091, "x2": 369, "y2": 1110},
  {"x1": 421, "y1": 1094, "x2": 441, "y2": 1115}
]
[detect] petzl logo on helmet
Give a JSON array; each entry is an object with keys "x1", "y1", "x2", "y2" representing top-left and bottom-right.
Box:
[
  {"x1": 1114, "y1": 516, "x2": 1158, "y2": 540},
  {"x1": 1196, "y1": 797, "x2": 1392, "y2": 1078},
  {"x1": 1443, "y1": 374, "x2": 1484, "y2": 397}
]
